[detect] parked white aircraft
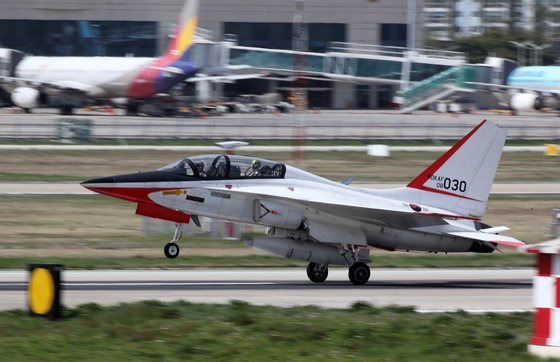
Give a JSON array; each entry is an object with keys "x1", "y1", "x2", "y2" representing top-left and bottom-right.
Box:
[
  {"x1": 503, "y1": 66, "x2": 560, "y2": 111},
  {"x1": 81, "y1": 120, "x2": 524, "y2": 285},
  {"x1": 0, "y1": 0, "x2": 200, "y2": 115},
  {"x1": 473, "y1": 65, "x2": 560, "y2": 112}
]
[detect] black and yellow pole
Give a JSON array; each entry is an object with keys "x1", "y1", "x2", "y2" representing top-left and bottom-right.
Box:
[{"x1": 27, "y1": 264, "x2": 63, "y2": 319}]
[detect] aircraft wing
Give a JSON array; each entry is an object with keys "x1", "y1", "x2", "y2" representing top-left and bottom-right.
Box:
[
  {"x1": 147, "y1": 66, "x2": 185, "y2": 76},
  {"x1": 203, "y1": 185, "x2": 526, "y2": 248},
  {"x1": 445, "y1": 231, "x2": 525, "y2": 247},
  {"x1": 298, "y1": 199, "x2": 452, "y2": 229},
  {"x1": 206, "y1": 185, "x2": 472, "y2": 230},
  {"x1": 0, "y1": 76, "x2": 92, "y2": 95},
  {"x1": 187, "y1": 73, "x2": 267, "y2": 83}
]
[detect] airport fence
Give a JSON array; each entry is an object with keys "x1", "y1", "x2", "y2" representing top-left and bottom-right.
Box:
[{"x1": 1, "y1": 115, "x2": 560, "y2": 140}]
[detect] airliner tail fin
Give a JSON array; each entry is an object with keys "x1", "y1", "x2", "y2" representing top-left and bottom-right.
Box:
[{"x1": 164, "y1": 0, "x2": 199, "y2": 61}]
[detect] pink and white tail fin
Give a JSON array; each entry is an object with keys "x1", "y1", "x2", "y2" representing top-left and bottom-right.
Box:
[{"x1": 406, "y1": 120, "x2": 506, "y2": 218}]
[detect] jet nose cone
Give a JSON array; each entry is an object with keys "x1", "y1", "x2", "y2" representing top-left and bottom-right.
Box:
[{"x1": 81, "y1": 176, "x2": 115, "y2": 187}]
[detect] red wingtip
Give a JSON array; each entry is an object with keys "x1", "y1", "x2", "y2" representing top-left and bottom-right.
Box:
[{"x1": 491, "y1": 240, "x2": 525, "y2": 248}]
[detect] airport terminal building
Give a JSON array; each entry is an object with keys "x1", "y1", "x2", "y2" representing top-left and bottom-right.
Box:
[{"x1": 0, "y1": 0, "x2": 425, "y2": 109}]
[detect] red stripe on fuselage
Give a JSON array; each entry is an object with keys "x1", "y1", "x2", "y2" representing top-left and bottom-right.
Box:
[{"x1": 84, "y1": 186, "x2": 177, "y2": 204}]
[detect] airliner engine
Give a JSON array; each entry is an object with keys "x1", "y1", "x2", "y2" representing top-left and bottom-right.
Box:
[
  {"x1": 510, "y1": 93, "x2": 543, "y2": 111},
  {"x1": 11, "y1": 87, "x2": 40, "y2": 109}
]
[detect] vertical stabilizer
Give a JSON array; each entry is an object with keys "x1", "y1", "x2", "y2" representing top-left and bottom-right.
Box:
[
  {"x1": 127, "y1": 0, "x2": 199, "y2": 98},
  {"x1": 406, "y1": 120, "x2": 506, "y2": 218},
  {"x1": 163, "y1": 0, "x2": 199, "y2": 61}
]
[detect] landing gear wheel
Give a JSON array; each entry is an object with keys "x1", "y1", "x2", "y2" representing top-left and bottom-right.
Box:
[
  {"x1": 348, "y1": 262, "x2": 370, "y2": 285},
  {"x1": 60, "y1": 105, "x2": 74, "y2": 115},
  {"x1": 164, "y1": 242, "x2": 180, "y2": 259},
  {"x1": 306, "y1": 262, "x2": 328, "y2": 283}
]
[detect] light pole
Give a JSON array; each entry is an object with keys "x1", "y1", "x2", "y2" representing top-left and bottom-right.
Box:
[
  {"x1": 525, "y1": 41, "x2": 551, "y2": 66},
  {"x1": 509, "y1": 41, "x2": 527, "y2": 65},
  {"x1": 407, "y1": 0, "x2": 417, "y2": 49},
  {"x1": 292, "y1": 0, "x2": 307, "y2": 166}
]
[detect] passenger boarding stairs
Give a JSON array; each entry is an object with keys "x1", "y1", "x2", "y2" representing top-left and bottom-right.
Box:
[{"x1": 395, "y1": 65, "x2": 477, "y2": 114}]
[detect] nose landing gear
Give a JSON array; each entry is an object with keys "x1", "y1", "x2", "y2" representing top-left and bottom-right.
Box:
[
  {"x1": 164, "y1": 242, "x2": 180, "y2": 258},
  {"x1": 164, "y1": 223, "x2": 183, "y2": 259}
]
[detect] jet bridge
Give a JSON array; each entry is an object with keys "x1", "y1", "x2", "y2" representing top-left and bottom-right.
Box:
[
  {"x1": 0, "y1": 48, "x2": 24, "y2": 78},
  {"x1": 224, "y1": 42, "x2": 466, "y2": 85},
  {"x1": 0, "y1": 48, "x2": 25, "y2": 106},
  {"x1": 189, "y1": 40, "x2": 467, "y2": 108}
]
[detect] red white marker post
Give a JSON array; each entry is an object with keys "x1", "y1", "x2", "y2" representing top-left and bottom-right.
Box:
[{"x1": 519, "y1": 239, "x2": 560, "y2": 358}]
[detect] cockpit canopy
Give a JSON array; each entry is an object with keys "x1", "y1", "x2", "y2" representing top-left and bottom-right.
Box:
[{"x1": 159, "y1": 154, "x2": 286, "y2": 180}]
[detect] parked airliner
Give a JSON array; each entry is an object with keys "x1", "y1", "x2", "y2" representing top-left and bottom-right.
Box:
[
  {"x1": 0, "y1": 0, "x2": 199, "y2": 115},
  {"x1": 504, "y1": 66, "x2": 560, "y2": 111}
]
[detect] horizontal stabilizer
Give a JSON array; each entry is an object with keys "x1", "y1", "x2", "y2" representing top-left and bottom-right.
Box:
[
  {"x1": 187, "y1": 73, "x2": 267, "y2": 83},
  {"x1": 147, "y1": 66, "x2": 184, "y2": 75},
  {"x1": 446, "y1": 231, "x2": 525, "y2": 247},
  {"x1": 480, "y1": 226, "x2": 510, "y2": 234}
]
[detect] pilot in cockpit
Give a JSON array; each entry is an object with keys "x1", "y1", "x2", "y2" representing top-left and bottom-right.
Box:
[
  {"x1": 195, "y1": 161, "x2": 206, "y2": 177},
  {"x1": 245, "y1": 159, "x2": 261, "y2": 176}
]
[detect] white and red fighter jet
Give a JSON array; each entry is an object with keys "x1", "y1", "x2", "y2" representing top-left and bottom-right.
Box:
[{"x1": 82, "y1": 120, "x2": 524, "y2": 285}]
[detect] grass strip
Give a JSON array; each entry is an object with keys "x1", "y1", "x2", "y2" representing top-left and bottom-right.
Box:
[
  {"x1": 0, "y1": 253, "x2": 535, "y2": 270},
  {"x1": 0, "y1": 301, "x2": 537, "y2": 361}
]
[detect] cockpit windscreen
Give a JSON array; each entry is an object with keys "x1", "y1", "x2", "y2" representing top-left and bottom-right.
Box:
[{"x1": 159, "y1": 154, "x2": 285, "y2": 180}]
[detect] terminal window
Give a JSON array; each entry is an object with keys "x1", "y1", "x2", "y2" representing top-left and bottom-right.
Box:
[
  {"x1": 224, "y1": 22, "x2": 346, "y2": 52},
  {"x1": 0, "y1": 20, "x2": 157, "y2": 57},
  {"x1": 380, "y1": 23, "x2": 407, "y2": 47}
]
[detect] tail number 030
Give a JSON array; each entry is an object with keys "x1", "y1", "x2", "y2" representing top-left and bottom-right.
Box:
[{"x1": 436, "y1": 178, "x2": 466, "y2": 192}]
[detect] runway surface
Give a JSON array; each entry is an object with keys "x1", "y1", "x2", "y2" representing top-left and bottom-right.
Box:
[
  {"x1": 1, "y1": 182, "x2": 558, "y2": 195},
  {"x1": 0, "y1": 268, "x2": 534, "y2": 313}
]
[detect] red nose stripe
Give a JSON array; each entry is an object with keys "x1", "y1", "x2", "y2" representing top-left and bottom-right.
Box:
[{"x1": 84, "y1": 186, "x2": 177, "y2": 203}]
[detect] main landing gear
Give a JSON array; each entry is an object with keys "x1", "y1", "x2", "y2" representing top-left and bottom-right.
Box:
[
  {"x1": 164, "y1": 223, "x2": 183, "y2": 259},
  {"x1": 348, "y1": 262, "x2": 371, "y2": 285},
  {"x1": 306, "y1": 245, "x2": 370, "y2": 285},
  {"x1": 306, "y1": 261, "x2": 371, "y2": 285},
  {"x1": 307, "y1": 262, "x2": 328, "y2": 283}
]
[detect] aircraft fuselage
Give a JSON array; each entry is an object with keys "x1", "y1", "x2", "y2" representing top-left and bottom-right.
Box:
[{"x1": 82, "y1": 155, "x2": 486, "y2": 255}]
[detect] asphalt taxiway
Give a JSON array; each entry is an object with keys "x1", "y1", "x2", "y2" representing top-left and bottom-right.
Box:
[{"x1": 0, "y1": 268, "x2": 533, "y2": 313}]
